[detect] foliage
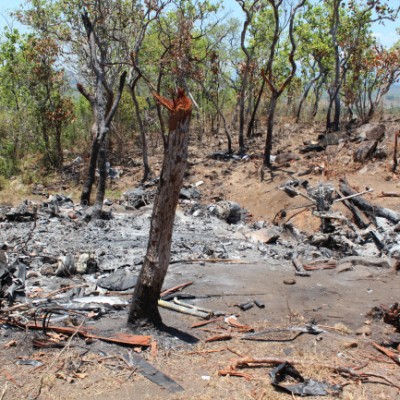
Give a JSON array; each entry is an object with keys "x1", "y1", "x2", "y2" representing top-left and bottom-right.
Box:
[
  {"x1": 0, "y1": 0, "x2": 398, "y2": 181},
  {"x1": 0, "y1": 27, "x2": 73, "y2": 175}
]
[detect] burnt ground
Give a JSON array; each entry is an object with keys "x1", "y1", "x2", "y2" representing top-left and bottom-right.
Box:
[{"x1": 1, "y1": 120, "x2": 400, "y2": 399}]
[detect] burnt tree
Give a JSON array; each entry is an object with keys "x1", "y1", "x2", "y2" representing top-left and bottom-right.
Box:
[
  {"x1": 128, "y1": 89, "x2": 192, "y2": 326},
  {"x1": 79, "y1": 11, "x2": 126, "y2": 210}
]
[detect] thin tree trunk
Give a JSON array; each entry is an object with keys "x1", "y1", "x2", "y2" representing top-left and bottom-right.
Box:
[
  {"x1": 263, "y1": 92, "x2": 278, "y2": 167},
  {"x1": 81, "y1": 132, "x2": 100, "y2": 205},
  {"x1": 312, "y1": 80, "x2": 323, "y2": 119},
  {"x1": 239, "y1": 66, "x2": 249, "y2": 152},
  {"x1": 392, "y1": 132, "x2": 398, "y2": 174},
  {"x1": 93, "y1": 136, "x2": 107, "y2": 217},
  {"x1": 329, "y1": 0, "x2": 341, "y2": 132},
  {"x1": 129, "y1": 79, "x2": 151, "y2": 182},
  {"x1": 128, "y1": 89, "x2": 192, "y2": 326},
  {"x1": 156, "y1": 69, "x2": 167, "y2": 148},
  {"x1": 198, "y1": 80, "x2": 232, "y2": 154},
  {"x1": 326, "y1": 95, "x2": 333, "y2": 131},
  {"x1": 55, "y1": 125, "x2": 63, "y2": 170},
  {"x1": 247, "y1": 78, "x2": 265, "y2": 138},
  {"x1": 296, "y1": 73, "x2": 321, "y2": 123}
]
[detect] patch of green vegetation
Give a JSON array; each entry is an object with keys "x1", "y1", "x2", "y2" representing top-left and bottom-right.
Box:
[
  {"x1": 105, "y1": 188, "x2": 123, "y2": 200},
  {"x1": 0, "y1": 175, "x2": 8, "y2": 191}
]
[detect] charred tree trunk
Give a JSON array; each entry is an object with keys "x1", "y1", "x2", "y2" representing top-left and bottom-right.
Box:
[
  {"x1": 93, "y1": 137, "x2": 108, "y2": 217},
  {"x1": 128, "y1": 89, "x2": 192, "y2": 326},
  {"x1": 260, "y1": 0, "x2": 305, "y2": 167},
  {"x1": 239, "y1": 65, "x2": 250, "y2": 152},
  {"x1": 327, "y1": 0, "x2": 341, "y2": 132},
  {"x1": 263, "y1": 92, "x2": 278, "y2": 168},
  {"x1": 81, "y1": 133, "x2": 100, "y2": 205},
  {"x1": 393, "y1": 132, "x2": 398, "y2": 174},
  {"x1": 339, "y1": 179, "x2": 400, "y2": 224},
  {"x1": 79, "y1": 72, "x2": 126, "y2": 208},
  {"x1": 78, "y1": 12, "x2": 126, "y2": 210},
  {"x1": 312, "y1": 80, "x2": 324, "y2": 119}
]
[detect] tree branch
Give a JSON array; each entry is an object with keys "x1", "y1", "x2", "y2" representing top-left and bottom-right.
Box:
[{"x1": 105, "y1": 71, "x2": 127, "y2": 127}]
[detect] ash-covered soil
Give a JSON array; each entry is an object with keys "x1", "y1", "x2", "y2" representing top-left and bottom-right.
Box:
[{"x1": 1, "y1": 120, "x2": 400, "y2": 399}]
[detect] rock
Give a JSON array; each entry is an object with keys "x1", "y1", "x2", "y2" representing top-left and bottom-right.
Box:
[
  {"x1": 247, "y1": 228, "x2": 280, "y2": 244},
  {"x1": 374, "y1": 147, "x2": 387, "y2": 160},
  {"x1": 26, "y1": 271, "x2": 40, "y2": 279},
  {"x1": 179, "y1": 187, "x2": 201, "y2": 200},
  {"x1": 67, "y1": 211, "x2": 78, "y2": 220},
  {"x1": 123, "y1": 188, "x2": 156, "y2": 209},
  {"x1": 253, "y1": 221, "x2": 266, "y2": 229},
  {"x1": 318, "y1": 131, "x2": 348, "y2": 146},
  {"x1": 97, "y1": 268, "x2": 138, "y2": 291},
  {"x1": 299, "y1": 144, "x2": 325, "y2": 154},
  {"x1": 356, "y1": 325, "x2": 372, "y2": 336},
  {"x1": 283, "y1": 278, "x2": 296, "y2": 285},
  {"x1": 40, "y1": 265, "x2": 56, "y2": 276},
  {"x1": 48, "y1": 194, "x2": 73, "y2": 205},
  {"x1": 342, "y1": 340, "x2": 358, "y2": 349},
  {"x1": 275, "y1": 152, "x2": 299, "y2": 165},
  {"x1": 353, "y1": 140, "x2": 378, "y2": 162},
  {"x1": 5, "y1": 201, "x2": 37, "y2": 222},
  {"x1": 355, "y1": 123, "x2": 385, "y2": 141},
  {"x1": 0, "y1": 250, "x2": 8, "y2": 272},
  {"x1": 325, "y1": 145, "x2": 338, "y2": 156},
  {"x1": 209, "y1": 201, "x2": 243, "y2": 224},
  {"x1": 76, "y1": 253, "x2": 98, "y2": 274}
]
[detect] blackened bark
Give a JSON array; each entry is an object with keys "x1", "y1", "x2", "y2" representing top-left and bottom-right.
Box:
[
  {"x1": 327, "y1": 0, "x2": 341, "y2": 132},
  {"x1": 81, "y1": 137, "x2": 100, "y2": 205},
  {"x1": 339, "y1": 179, "x2": 400, "y2": 223},
  {"x1": 261, "y1": 0, "x2": 306, "y2": 167},
  {"x1": 93, "y1": 137, "x2": 107, "y2": 218},
  {"x1": 79, "y1": 11, "x2": 126, "y2": 209},
  {"x1": 263, "y1": 93, "x2": 278, "y2": 168},
  {"x1": 312, "y1": 80, "x2": 324, "y2": 119},
  {"x1": 128, "y1": 90, "x2": 192, "y2": 326},
  {"x1": 392, "y1": 132, "x2": 398, "y2": 174}
]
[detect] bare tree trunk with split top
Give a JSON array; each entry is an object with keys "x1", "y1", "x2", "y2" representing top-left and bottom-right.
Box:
[{"x1": 128, "y1": 89, "x2": 192, "y2": 326}]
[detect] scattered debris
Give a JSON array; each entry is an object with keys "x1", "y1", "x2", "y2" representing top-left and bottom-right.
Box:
[
  {"x1": 270, "y1": 362, "x2": 342, "y2": 396},
  {"x1": 369, "y1": 303, "x2": 400, "y2": 331},
  {"x1": 372, "y1": 342, "x2": 400, "y2": 365},
  {"x1": 242, "y1": 324, "x2": 325, "y2": 342},
  {"x1": 236, "y1": 301, "x2": 254, "y2": 311},
  {"x1": 158, "y1": 299, "x2": 210, "y2": 319},
  {"x1": 123, "y1": 352, "x2": 184, "y2": 393},
  {"x1": 205, "y1": 334, "x2": 232, "y2": 342}
]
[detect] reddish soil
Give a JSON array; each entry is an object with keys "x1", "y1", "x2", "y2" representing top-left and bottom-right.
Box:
[{"x1": 1, "y1": 121, "x2": 400, "y2": 399}]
